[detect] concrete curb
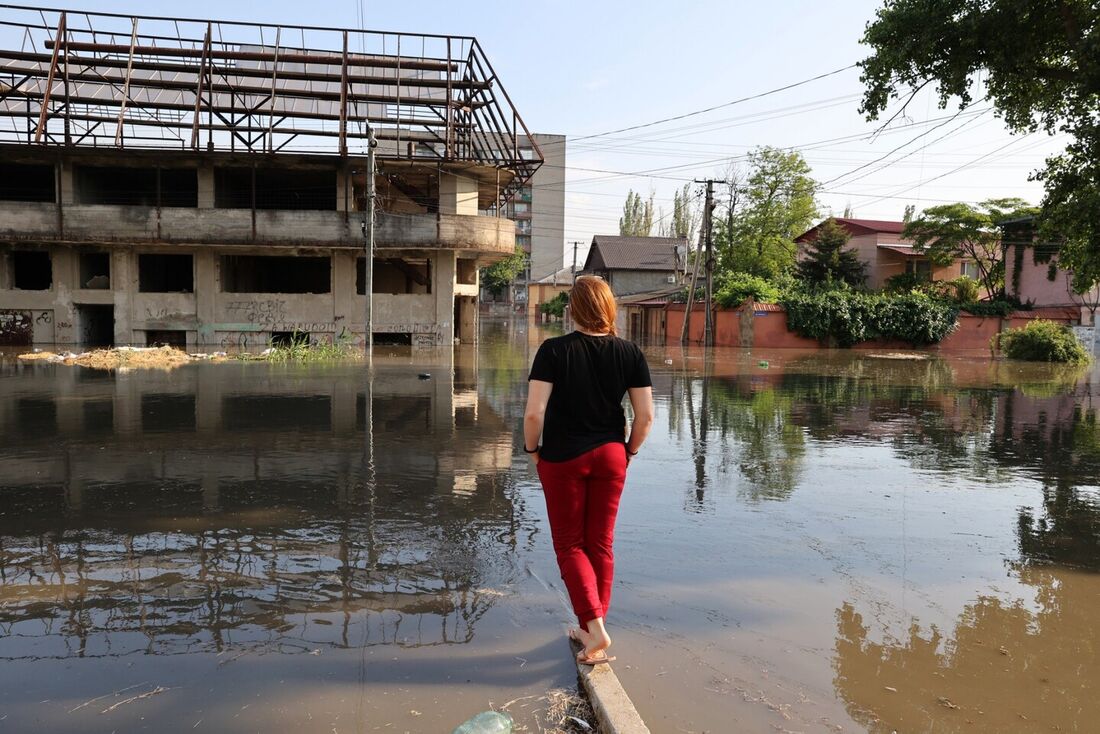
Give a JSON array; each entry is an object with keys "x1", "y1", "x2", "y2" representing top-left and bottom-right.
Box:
[{"x1": 571, "y1": 640, "x2": 651, "y2": 734}]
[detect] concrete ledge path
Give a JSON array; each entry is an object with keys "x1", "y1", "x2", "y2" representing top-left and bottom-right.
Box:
[{"x1": 571, "y1": 640, "x2": 651, "y2": 734}]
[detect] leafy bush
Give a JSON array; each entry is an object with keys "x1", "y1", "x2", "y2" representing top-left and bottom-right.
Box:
[
  {"x1": 995, "y1": 320, "x2": 1090, "y2": 363},
  {"x1": 539, "y1": 291, "x2": 569, "y2": 318},
  {"x1": 782, "y1": 290, "x2": 958, "y2": 346},
  {"x1": 883, "y1": 271, "x2": 925, "y2": 293},
  {"x1": 950, "y1": 276, "x2": 981, "y2": 304},
  {"x1": 961, "y1": 300, "x2": 1017, "y2": 318},
  {"x1": 715, "y1": 272, "x2": 781, "y2": 307}
]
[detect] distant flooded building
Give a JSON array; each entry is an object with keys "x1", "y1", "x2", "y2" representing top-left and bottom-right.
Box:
[{"x1": 0, "y1": 7, "x2": 541, "y2": 348}]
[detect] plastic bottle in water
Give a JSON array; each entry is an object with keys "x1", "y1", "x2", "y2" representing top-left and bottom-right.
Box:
[{"x1": 451, "y1": 710, "x2": 513, "y2": 734}]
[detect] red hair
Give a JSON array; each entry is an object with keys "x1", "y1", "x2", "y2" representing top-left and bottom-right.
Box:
[{"x1": 570, "y1": 276, "x2": 617, "y2": 335}]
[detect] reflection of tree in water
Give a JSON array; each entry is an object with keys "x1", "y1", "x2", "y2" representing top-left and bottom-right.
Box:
[
  {"x1": 834, "y1": 564, "x2": 1100, "y2": 733},
  {"x1": 672, "y1": 374, "x2": 805, "y2": 504}
]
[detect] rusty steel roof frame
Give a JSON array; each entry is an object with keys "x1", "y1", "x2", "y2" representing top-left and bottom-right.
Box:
[{"x1": 0, "y1": 4, "x2": 543, "y2": 203}]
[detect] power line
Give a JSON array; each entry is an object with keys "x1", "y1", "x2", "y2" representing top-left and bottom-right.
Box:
[{"x1": 543, "y1": 64, "x2": 858, "y2": 145}]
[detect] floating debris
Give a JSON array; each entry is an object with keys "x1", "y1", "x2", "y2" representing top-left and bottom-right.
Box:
[
  {"x1": 18, "y1": 346, "x2": 191, "y2": 371},
  {"x1": 418, "y1": 373, "x2": 432, "y2": 380},
  {"x1": 866, "y1": 352, "x2": 931, "y2": 361}
]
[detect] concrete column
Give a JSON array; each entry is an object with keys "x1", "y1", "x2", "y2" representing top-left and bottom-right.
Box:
[
  {"x1": 197, "y1": 163, "x2": 215, "y2": 209},
  {"x1": 58, "y1": 159, "x2": 75, "y2": 205},
  {"x1": 112, "y1": 248, "x2": 134, "y2": 345},
  {"x1": 51, "y1": 246, "x2": 78, "y2": 345},
  {"x1": 0, "y1": 245, "x2": 10, "y2": 290},
  {"x1": 195, "y1": 249, "x2": 218, "y2": 346},
  {"x1": 438, "y1": 173, "x2": 478, "y2": 216},
  {"x1": 434, "y1": 250, "x2": 456, "y2": 345},
  {"x1": 332, "y1": 249, "x2": 358, "y2": 342}
]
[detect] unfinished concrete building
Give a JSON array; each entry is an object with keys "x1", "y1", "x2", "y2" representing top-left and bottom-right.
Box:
[{"x1": 0, "y1": 7, "x2": 541, "y2": 348}]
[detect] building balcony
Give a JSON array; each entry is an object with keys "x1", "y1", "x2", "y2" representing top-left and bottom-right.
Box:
[{"x1": 0, "y1": 202, "x2": 515, "y2": 255}]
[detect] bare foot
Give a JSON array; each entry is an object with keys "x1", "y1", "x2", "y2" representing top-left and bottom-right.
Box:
[{"x1": 576, "y1": 617, "x2": 611, "y2": 662}]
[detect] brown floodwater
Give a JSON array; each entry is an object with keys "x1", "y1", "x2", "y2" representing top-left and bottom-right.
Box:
[{"x1": 2, "y1": 320, "x2": 1098, "y2": 733}]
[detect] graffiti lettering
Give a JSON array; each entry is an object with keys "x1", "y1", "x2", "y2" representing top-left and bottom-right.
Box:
[
  {"x1": 56, "y1": 321, "x2": 72, "y2": 329},
  {"x1": 35, "y1": 311, "x2": 53, "y2": 325},
  {"x1": 225, "y1": 300, "x2": 288, "y2": 326}
]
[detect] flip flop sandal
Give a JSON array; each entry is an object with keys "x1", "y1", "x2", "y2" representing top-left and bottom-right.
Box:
[{"x1": 576, "y1": 651, "x2": 616, "y2": 665}]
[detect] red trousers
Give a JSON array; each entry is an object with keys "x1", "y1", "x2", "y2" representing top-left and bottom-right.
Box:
[{"x1": 536, "y1": 442, "x2": 627, "y2": 629}]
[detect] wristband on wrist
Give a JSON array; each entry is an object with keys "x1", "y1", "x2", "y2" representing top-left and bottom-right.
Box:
[
  {"x1": 523, "y1": 445, "x2": 539, "y2": 454},
  {"x1": 625, "y1": 446, "x2": 638, "y2": 456}
]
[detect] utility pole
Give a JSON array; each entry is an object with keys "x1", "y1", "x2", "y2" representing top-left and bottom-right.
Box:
[
  {"x1": 569, "y1": 240, "x2": 585, "y2": 284},
  {"x1": 693, "y1": 178, "x2": 721, "y2": 347},
  {"x1": 362, "y1": 128, "x2": 377, "y2": 357}
]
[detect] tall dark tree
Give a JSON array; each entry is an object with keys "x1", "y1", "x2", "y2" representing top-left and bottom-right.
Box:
[
  {"x1": 858, "y1": 0, "x2": 1100, "y2": 293},
  {"x1": 797, "y1": 218, "x2": 867, "y2": 288}
]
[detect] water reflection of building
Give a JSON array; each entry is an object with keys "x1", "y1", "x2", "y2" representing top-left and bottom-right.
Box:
[{"x1": 0, "y1": 351, "x2": 524, "y2": 660}]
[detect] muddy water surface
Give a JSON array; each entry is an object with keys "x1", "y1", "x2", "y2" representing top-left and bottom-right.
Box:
[{"x1": 1, "y1": 322, "x2": 1098, "y2": 733}]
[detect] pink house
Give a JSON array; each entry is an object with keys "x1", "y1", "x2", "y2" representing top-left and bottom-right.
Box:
[
  {"x1": 1002, "y1": 216, "x2": 1100, "y2": 323},
  {"x1": 795, "y1": 217, "x2": 977, "y2": 290}
]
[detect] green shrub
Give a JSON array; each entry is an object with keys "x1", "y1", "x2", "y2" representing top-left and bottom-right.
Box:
[
  {"x1": 883, "y1": 271, "x2": 925, "y2": 293},
  {"x1": 961, "y1": 300, "x2": 1017, "y2": 318},
  {"x1": 715, "y1": 272, "x2": 781, "y2": 307},
  {"x1": 782, "y1": 290, "x2": 958, "y2": 346},
  {"x1": 539, "y1": 291, "x2": 569, "y2": 318},
  {"x1": 950, "y1": 276, "x2": 981, "y2": 304},
  {"x1": 995, "y1": 320, "x2": 1090, "y2": 364}
]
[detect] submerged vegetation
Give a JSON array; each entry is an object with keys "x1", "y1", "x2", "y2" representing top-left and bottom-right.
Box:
[{"x1": 995, "y1": 320, "x2": 1091, "y2": 364}]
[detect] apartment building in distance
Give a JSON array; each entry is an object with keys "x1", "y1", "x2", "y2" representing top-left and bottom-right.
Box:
[
  {"x1": 0, "y1": 8, "x2": 540, "y2": 349},
  {"x1": 482, "y1": 133, "x2": 565, "y2": 310}
]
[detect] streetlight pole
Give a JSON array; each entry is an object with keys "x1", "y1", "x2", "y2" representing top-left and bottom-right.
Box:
[{"x1": 362, "y1": 128, "x2": 377, "y2": 358}]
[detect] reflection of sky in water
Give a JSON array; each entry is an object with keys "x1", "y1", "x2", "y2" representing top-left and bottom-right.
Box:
[{"x1": 1, "y1": 341, "x2": 1099, "y2": 732}]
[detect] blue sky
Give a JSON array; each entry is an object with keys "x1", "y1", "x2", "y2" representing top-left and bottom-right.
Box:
[{"x1": 38, "y1": 1, "x2": 1064, "y2": 259}]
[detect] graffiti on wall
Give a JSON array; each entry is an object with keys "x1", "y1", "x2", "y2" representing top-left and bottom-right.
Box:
[
  {"x1": 225, "y1": 300, "x2": 288, "y2": 326},
  {"x1": 0, "y1": 310, "x2": 32, "y2": 346}
]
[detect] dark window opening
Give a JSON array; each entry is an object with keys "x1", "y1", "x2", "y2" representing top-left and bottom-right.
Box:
[
  {"x1": 141, "y1": 394, "x2": 196, "y2": 433},
  {"x1": 75, "y1": 166, "x2": 197, "y2": 207},
  {"x1": 139, "y1": 254, "x2": 193, "y2": 293},
  {"x1": 373, "y1": 332, "x2": 411, "y2": 346},
  {"x1": 457, "y1": 258, "x2": 477, "y2": 285},
  {"x1": 146, "y1": 330, "x2": 187, "y2": 348},
  {"x1": 906, "y1": 260, "x2": 932, "y2": 282},
  {"x1": 220, "y1": 255, "x2": 330, "y2": 293},
  {"x1": 215, "y1": 167, "x2": 336, "y2": 210},
  {"x1": 79, "y1": 251, "x2": 111, "y2": 290},
  {"x1": 159, "y1": 168, "x2": 199, "y2": 207},
  {"x1": 0, "y1": 163, "x2": 55, "y2": 202},
  {"x1": 13, "y1": 250, "x2": 52, "y2": 290},
  {"x1": 358, "y1": 257, "x2": 431, "y2": 295},
  {"x1": 76, "y1": 304, "x2": 113, "y2": 347}
]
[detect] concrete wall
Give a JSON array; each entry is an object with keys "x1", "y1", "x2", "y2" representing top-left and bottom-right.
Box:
[
  {"x1": 525, "y1": 133, "x2": 566, "y2": 283},
  {"x1": 1006, "y1": 243, "x2": 1100, "y2": 310},
  {"x1": 609, "y1": 269, "x2": 676, "y2": 296},
  {"x1": 0, "y1": 245, "x2": 464, "y2": 348}
]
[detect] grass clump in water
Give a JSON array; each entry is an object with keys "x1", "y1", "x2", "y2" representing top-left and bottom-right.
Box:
[
  {"x1": 261, "y1": 333, "x2": 362, "y2": 363},
  {"x1": 995, "y1": 319, "x2": 1091, "y2": 364}
]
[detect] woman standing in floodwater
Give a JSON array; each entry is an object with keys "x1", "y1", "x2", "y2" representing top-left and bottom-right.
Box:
[{"x1": 523, "y1": 275, "x2": 654, "y2": 665}]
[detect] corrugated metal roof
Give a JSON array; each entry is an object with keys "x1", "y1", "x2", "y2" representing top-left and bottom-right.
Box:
[{"x1": 584, "y1": 235, "x2": 687, "y2": 271}]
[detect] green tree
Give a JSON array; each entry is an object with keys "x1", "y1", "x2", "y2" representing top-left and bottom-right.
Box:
[
  {"x1": 797, "y1": 218, "x2": 868, "y2": 288},
  {"x1": 619, "y1": 189, "x2": 654, "y2": 236},
  {"x1": 903, "y1": 198, "x2": 1037, "y2": 298},
  {"x1": 659, "y1": 183, "x2": 700, "y2": 240},
  {"x1": 716, "y1": 147, "x2": 818, "y2": 278},
  {"x1": 857, "y1": 0, "x2": 1100, "y2": 290},
  {"x1": 480, "y1": 247, "x2": 526, "y2": 296}
]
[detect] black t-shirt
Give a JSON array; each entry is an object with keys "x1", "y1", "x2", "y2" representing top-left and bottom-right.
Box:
[{"x1": 528, "y1": 332, "x2": 652, "y2": 462}]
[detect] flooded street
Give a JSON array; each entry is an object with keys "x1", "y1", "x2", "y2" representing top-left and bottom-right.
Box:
[{"x1": 2, "y1": 320, "x2": 1099, "y2": 732}]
